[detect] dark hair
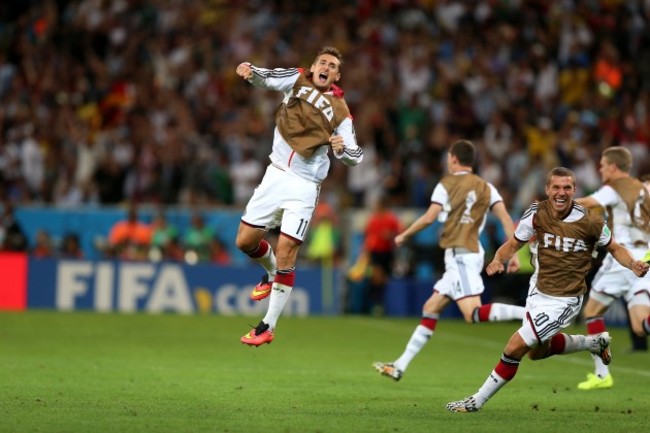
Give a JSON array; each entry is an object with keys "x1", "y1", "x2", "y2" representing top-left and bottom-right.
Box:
[
  {"x1": 546, "y1": 167, "x2": 576, "y2": 186},
  {"x1": 315, "y1": 46, "x2": 343, "y2": 66},
  {"x1": 449, "y1": 140, "x2": 476, "y2": 166}
]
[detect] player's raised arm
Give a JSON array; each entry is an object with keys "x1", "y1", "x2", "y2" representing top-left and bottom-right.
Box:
[{"x1": 237, "y1": 63, "x2": 300, "y2": 92}]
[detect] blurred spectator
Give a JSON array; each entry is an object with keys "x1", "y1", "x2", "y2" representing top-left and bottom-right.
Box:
[
  {"x1": 182, "y1": 212, "x2": 214, "y2": 263},
  {"x1": 305, "y1": 201, "x2": 342, "y2": 265},
  {"x1": 31, "y1": 229, "x2": 55, "y2": 258},
  {"x1": 352, "y1": 196, "x2": 402, "y2": 315},
  {"x1": 60, "y1": 232, "x2": 84, "y2": 259},
  {"x1": 149, "y1": 210, "x2": 182, "y2": 261},
  {"x1": 107, "y1": 203, "x2": 152, "y2": 260},
  {"x1": 211, "y1": 237, "x2": 232, "y2": 266},
  {"x1": 0, "y1": 202, "x2": 27, "y2": 251},
  {"x1": 0, "y1": 1, "x2": 649, "y2": 228}
]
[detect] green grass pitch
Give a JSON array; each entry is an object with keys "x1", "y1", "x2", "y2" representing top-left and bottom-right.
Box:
[{"x1": 1, "y1": 311, "x2": 648, "y2": 433}]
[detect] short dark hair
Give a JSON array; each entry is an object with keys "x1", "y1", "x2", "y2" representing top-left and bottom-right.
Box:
[
  {"x1": 315, "y1": 46, "x2": 343, "y2": 66},
  {"x1": 449, "y1": 140, "x2": 476, "y2": 166},
  {"x1": 546, "y1": 167, "x2": 576, "y2": 186}
]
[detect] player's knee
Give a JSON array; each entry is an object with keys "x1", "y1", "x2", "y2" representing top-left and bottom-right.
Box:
[{"x1": 235, "y1": 236, "x2": 254, "y2": 253}]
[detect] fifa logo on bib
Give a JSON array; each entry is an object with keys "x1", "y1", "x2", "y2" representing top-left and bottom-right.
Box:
[
  {"x1": 460, "y1": 191, "x2": 477, "y2": 224},
  {"x1": 542, "y1": 233, "x2": 588, "y2": 252},
  {"x1": 294, "y1": 86, "x2": 334, "y2": 121}
]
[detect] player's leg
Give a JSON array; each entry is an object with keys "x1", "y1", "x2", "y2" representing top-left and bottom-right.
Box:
[
  {"x1": 447, "y1": 288, "x2": 588, "y2": 412},
  {"x1": 259, "y1": 233, "x2": 301, "y2": 330},
  {"x1": 241, "y1": 176, "x2": 318, "y2": 346},
  {"x1": 236, "y1": 223, "x2": 276, "y2": 300},
  {"x1": 373, "y1": 291, "x2": 451, "y2": 380},
  {"x1": 236, "y1": 167, "x2": 283, "y2": 302},
  {"x1": 577, "y1": 295, "x2": 612, "y2": 389},
  {"x1": 447, "y1": 331, "x2": 529, "y2": 412},
  {"x1": 627, "y1": 292, "x2": 650, "y2": 337},
  {"x1": 471, "y1": 302, "x2": 525, "y2": 322},
  {"x1": 374, "y1": 251, "x2": 462, "y2": 380},
  {"x1": 577, "y1": 256, "x2": 630, "y2": 388}
]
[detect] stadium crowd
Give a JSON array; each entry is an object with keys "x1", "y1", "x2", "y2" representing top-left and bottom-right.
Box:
[{"x1": 1, "y1": 1, "x2": 650, "y2": 227}]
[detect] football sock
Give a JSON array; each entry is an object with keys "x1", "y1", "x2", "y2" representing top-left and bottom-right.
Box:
[
  {"x1": 394, "y1": 314, "x2": 438, "y2": 371},
  {"x1": 585, "y1": 317, "x2": 609, "y2": 377},
  {"x1": 548, "y1": 333, "x2": 594, "y2": 355},
  {"x1": 473, "y1": 354, "x2": 520, "y2": 407},
  {"x1": 262, "y1": 268, "x2": 295, "y2": 330},
  {"x1": 473, "y1": 303, "x2": 525, "y2": 322},
  {"x1": 246, "y1": 240, "x2": 277, "y2": 279}
]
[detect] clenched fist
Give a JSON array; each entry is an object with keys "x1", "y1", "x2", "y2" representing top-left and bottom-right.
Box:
[{"x1": 236, "y1": 62, "x2": 253, "y2": 80}]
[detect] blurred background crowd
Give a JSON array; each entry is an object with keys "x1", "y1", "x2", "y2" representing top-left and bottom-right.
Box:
[{"x1": 1, "y1": 0, "x2": 650, "y2": 259}]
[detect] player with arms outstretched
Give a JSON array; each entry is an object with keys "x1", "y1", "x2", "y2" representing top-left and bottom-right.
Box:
[
  {"x1": 235, "y1": 47, "x2": 363, "y2": 346},
  {"x1": 447, "y1": 167, "x2": 649, "y2": 413}
]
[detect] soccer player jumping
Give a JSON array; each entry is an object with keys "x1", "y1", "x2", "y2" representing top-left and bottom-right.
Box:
[{"x1": 234, "y1": 47, "x2": 363, "y2": 346}]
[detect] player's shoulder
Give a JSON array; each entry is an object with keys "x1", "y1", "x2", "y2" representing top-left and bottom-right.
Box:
[{"x1": 521, "y1": 201, "x2": 540, "y2": 220}]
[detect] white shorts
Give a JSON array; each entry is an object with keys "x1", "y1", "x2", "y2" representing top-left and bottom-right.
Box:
[
  {"x1": 434, "y1": 248, "x2": 485, "y2": 301},
  {"x1": 518, "y1": 287, "x2": 583, "y2": 347},
  {"x1": 590, "y1": 248, "x2": 650, "y2": 308},
  {"x1": 241, "y1": 164, "x2": 320, "y2": 243}
]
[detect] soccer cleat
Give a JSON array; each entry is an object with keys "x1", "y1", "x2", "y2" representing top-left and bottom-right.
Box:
[
  {"x1": 241, "y1": 321, "x2": 274, "y2": 346},
  {"x1": 643, "y1": 250, "x2": 650, "y2": 264},
  {"x1": 577, "y1": 373, "x2": 614, "y2": 390},
  {"x1": 446, "y1": 396, "x2": 480, "y2": 413},
  {"x1": 249, "y1": 274, "x2": 272, "y2": 301},
  {"x1": 589, "y1": 332, "x2": 612, "y2": 365},
  {"x1": 372, "y1": 362, "x2": 403, "y2": 381}
]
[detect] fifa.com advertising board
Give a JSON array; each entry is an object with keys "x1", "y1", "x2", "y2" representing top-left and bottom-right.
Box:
[{"x1": 16, "y1": 257, "x2": 339, "y2": 315}]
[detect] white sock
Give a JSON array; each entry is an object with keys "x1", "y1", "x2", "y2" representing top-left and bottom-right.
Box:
[
  {"x1": 562, "y1": 334, "x2": 590, "y2": 353},
  {"x1": 489, "y1": 303, "x2": 525, "y2": 321},
  {"x1": 394, "y1": 325, "x2": 433, "y2": 371},
  {"x1": 255, "y1": 245, "x2": 277, "y2": 279},
  {"x1": 474, "y1": 370, "x2": 509, "y2": 407},
  {"x1": 592, "y1": 353, "x2": 609, "y2": 378},
  {"x1": 262, "y1": 283, "x2": 292, "y2": 330}
]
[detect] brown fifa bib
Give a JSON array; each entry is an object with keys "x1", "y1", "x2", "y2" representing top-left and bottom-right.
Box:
[
  {"x1": 438, "y1": 173, "x2": 491, "y2": 252},
  {"x1": 533, "y1": 200, "x2": 606, "y2": 296},
  {"x1": 275, "y1": 73, "x2": 351, "y2": 158}
]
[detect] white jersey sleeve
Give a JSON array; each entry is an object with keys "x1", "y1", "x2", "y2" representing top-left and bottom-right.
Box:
[
  {"x1": 332, "y1": 117, "x2": 363, "y2": 166},
  {"x1": 488, "y1": 182, "x2": 504, "y2": 207},
  {"x1": 247, "y1": 65, "x2": 300, "y2": 92},
  {"x1": 590, "y1": 185, "x2": 619, "y2": 207},
  {"x1": 514, "y1": 203, "x2": 537, "y2": 242},
  {"x1": 597, "y1": 222, "x2": 613, "y2": 247}
]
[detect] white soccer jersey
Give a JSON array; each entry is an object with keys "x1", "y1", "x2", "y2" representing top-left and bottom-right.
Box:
[
  {"x1": 247, "y1": 65, "x2": 363, "y2": 183},
  {"x1": 430, "y1": 173, "x2": 503, "y2": 233},
  {"x1": 590, "y1": 185, "x2": 649, "y2": 246}
]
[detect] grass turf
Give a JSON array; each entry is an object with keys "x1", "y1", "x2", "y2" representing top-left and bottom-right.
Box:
[{"x1": 1, "y1": 311, "x2": 648, "y2": 433}]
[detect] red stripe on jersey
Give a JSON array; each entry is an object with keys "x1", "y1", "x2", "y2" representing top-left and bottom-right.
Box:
[{"x1": 288, "y1": 150, "x2": 295, "y2": 167}]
